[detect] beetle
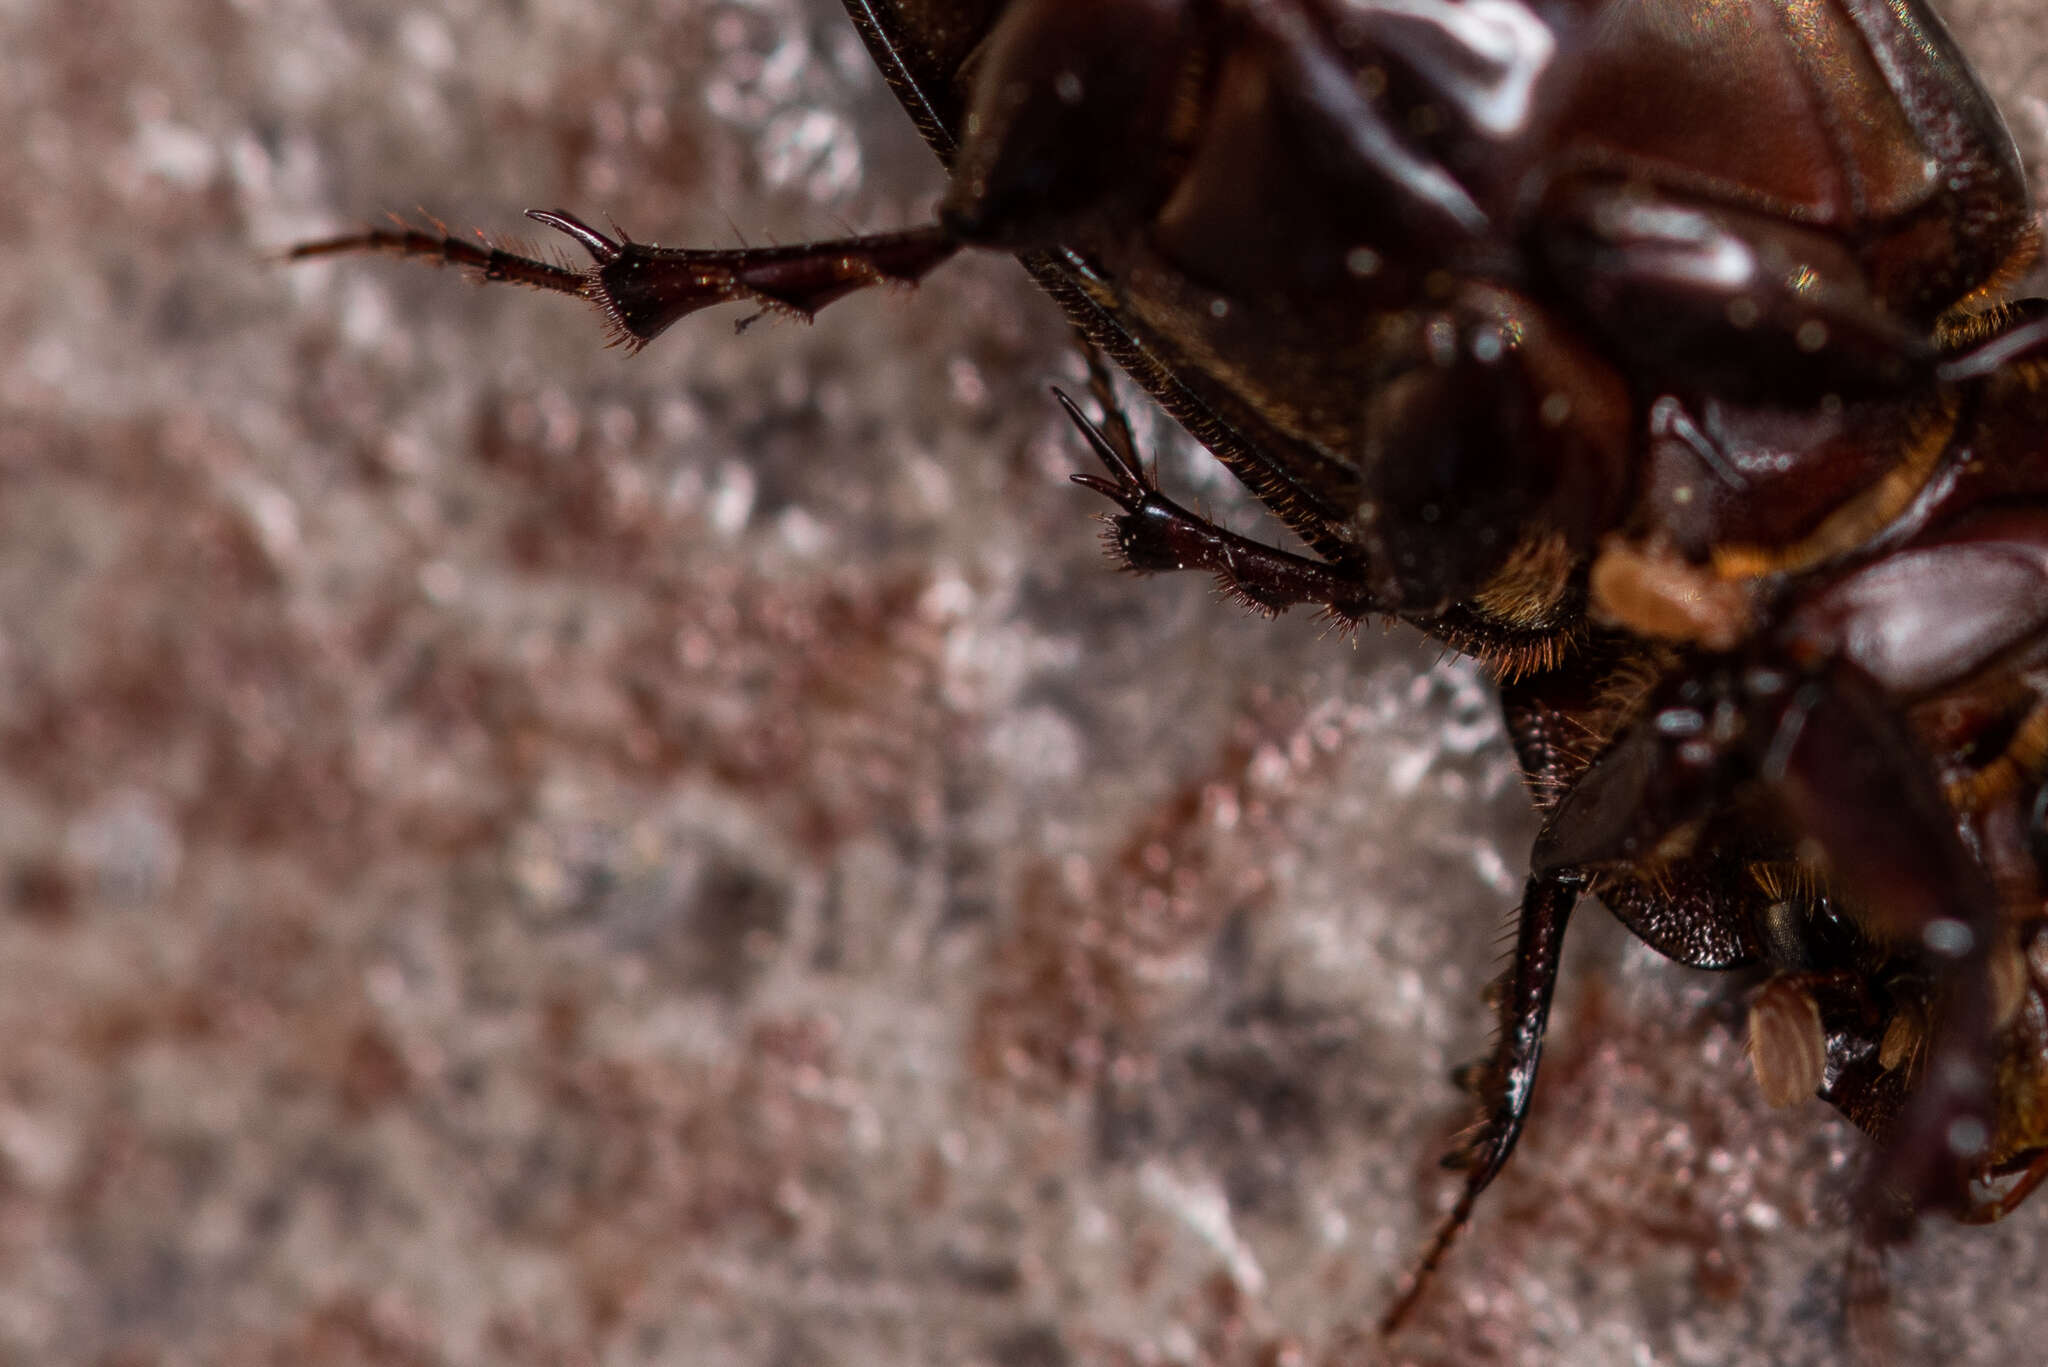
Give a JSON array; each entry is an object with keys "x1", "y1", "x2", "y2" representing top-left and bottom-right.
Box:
[{"x1": 291, "y1": 0, "x2": 2048, "y2": 1346}]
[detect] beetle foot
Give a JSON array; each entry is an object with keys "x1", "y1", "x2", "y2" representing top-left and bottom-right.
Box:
[{"x1": 288, "y1": 210, "x2": 591, "y2": 297}]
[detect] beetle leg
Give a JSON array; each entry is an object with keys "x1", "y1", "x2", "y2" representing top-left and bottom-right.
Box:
[
  {"x1": 1938, "y1": 307, "x2": 2048, "y2": 383},
  {"x1": 291, "y1": 211, "x2": 961, "y2": 352},
  {"x1": 1960, "y1": 1149, "x2": 2048, "y2": 1224},
  {"x1": 1753, "y1": 667, "x2": 2002, "y2": 1226},
  {"x1": 1843, "y1": 0, "x2": 2036, "y2": 303},
  {"x1": 1844, "y1": 1224, "x2": 1899, "y2": 1367},
  {"x1": 1070, "y1": 332, "x2": 1144, "y2": 474},
  {"x1": 1536, "y1": 654, "x2": 2003, "y2": 1223},
  {"x1": 937, "y1": 0, "x2": 1193, "y2": 251},
  {"x1": 1054, "y1": 390, "x2": 1382, "y2": 621},
  {"x1": 1536, "y1": 182, "x2": 1935, "y2": 400},
  {"x1": 1381, "y1": 870, "x2": 1585, "y2": 1334},
  {"x1": 288, "y1": 209, "x2": 590, "y2": 295}
]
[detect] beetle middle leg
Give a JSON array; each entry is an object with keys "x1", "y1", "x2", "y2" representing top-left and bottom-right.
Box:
[
  {"x1": 1537, "y1": 656, "x2": 2006, "y2": 1216},
  {"x1": 1380, "y1": 868, "x2": 1585, "y2": 1333},
  {"x1": 1380, "y1": 636, "x2": 2018, "y2": 1333}
]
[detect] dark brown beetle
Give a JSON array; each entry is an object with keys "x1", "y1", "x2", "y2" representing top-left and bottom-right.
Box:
[{"x1": 293, "y1": 0, "x2": 2048, "y2": 1343}]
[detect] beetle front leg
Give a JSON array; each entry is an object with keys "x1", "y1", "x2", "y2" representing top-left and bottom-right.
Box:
[{"x1": 1055, "y1": 389, "x2": 1383, "y2": 622}]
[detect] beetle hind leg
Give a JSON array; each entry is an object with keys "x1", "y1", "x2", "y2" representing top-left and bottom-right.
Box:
[{"x1": 292, "y1": 211, "x2": 962, "y2": 352}]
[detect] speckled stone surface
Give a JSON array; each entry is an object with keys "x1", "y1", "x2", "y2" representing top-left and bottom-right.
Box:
[{"x1": 4, "y1": 2, "x2": 2048, "y2": 1364}]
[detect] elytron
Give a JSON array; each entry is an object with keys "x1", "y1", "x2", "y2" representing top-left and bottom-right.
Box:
[{"x1": 295, "y1": 0, "x2": 2048, "y2": 1338}]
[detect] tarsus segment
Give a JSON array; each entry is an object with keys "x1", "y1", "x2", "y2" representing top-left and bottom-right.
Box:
[
  {"x1": 288, "y1": 213, "x2": 588, "y2": 294},
  {"x1": 289, "y1": 210, "x2": 961, "y2": 351}
]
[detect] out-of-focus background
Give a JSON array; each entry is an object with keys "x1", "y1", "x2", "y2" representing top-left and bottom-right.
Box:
[{"x1": 3, "y1": 1, "x2": 2046, "y2": 1363}]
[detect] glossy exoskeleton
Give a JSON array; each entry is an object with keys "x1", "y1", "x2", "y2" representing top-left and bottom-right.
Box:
[{"x1": 292, "y1": 0, "x2": 2048, "y2": 1340}]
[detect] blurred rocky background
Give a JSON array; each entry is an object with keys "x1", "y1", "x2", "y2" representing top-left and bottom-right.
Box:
[{"x1": 2, "y1": 0, "x2": 2047, "y2": 1363}]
